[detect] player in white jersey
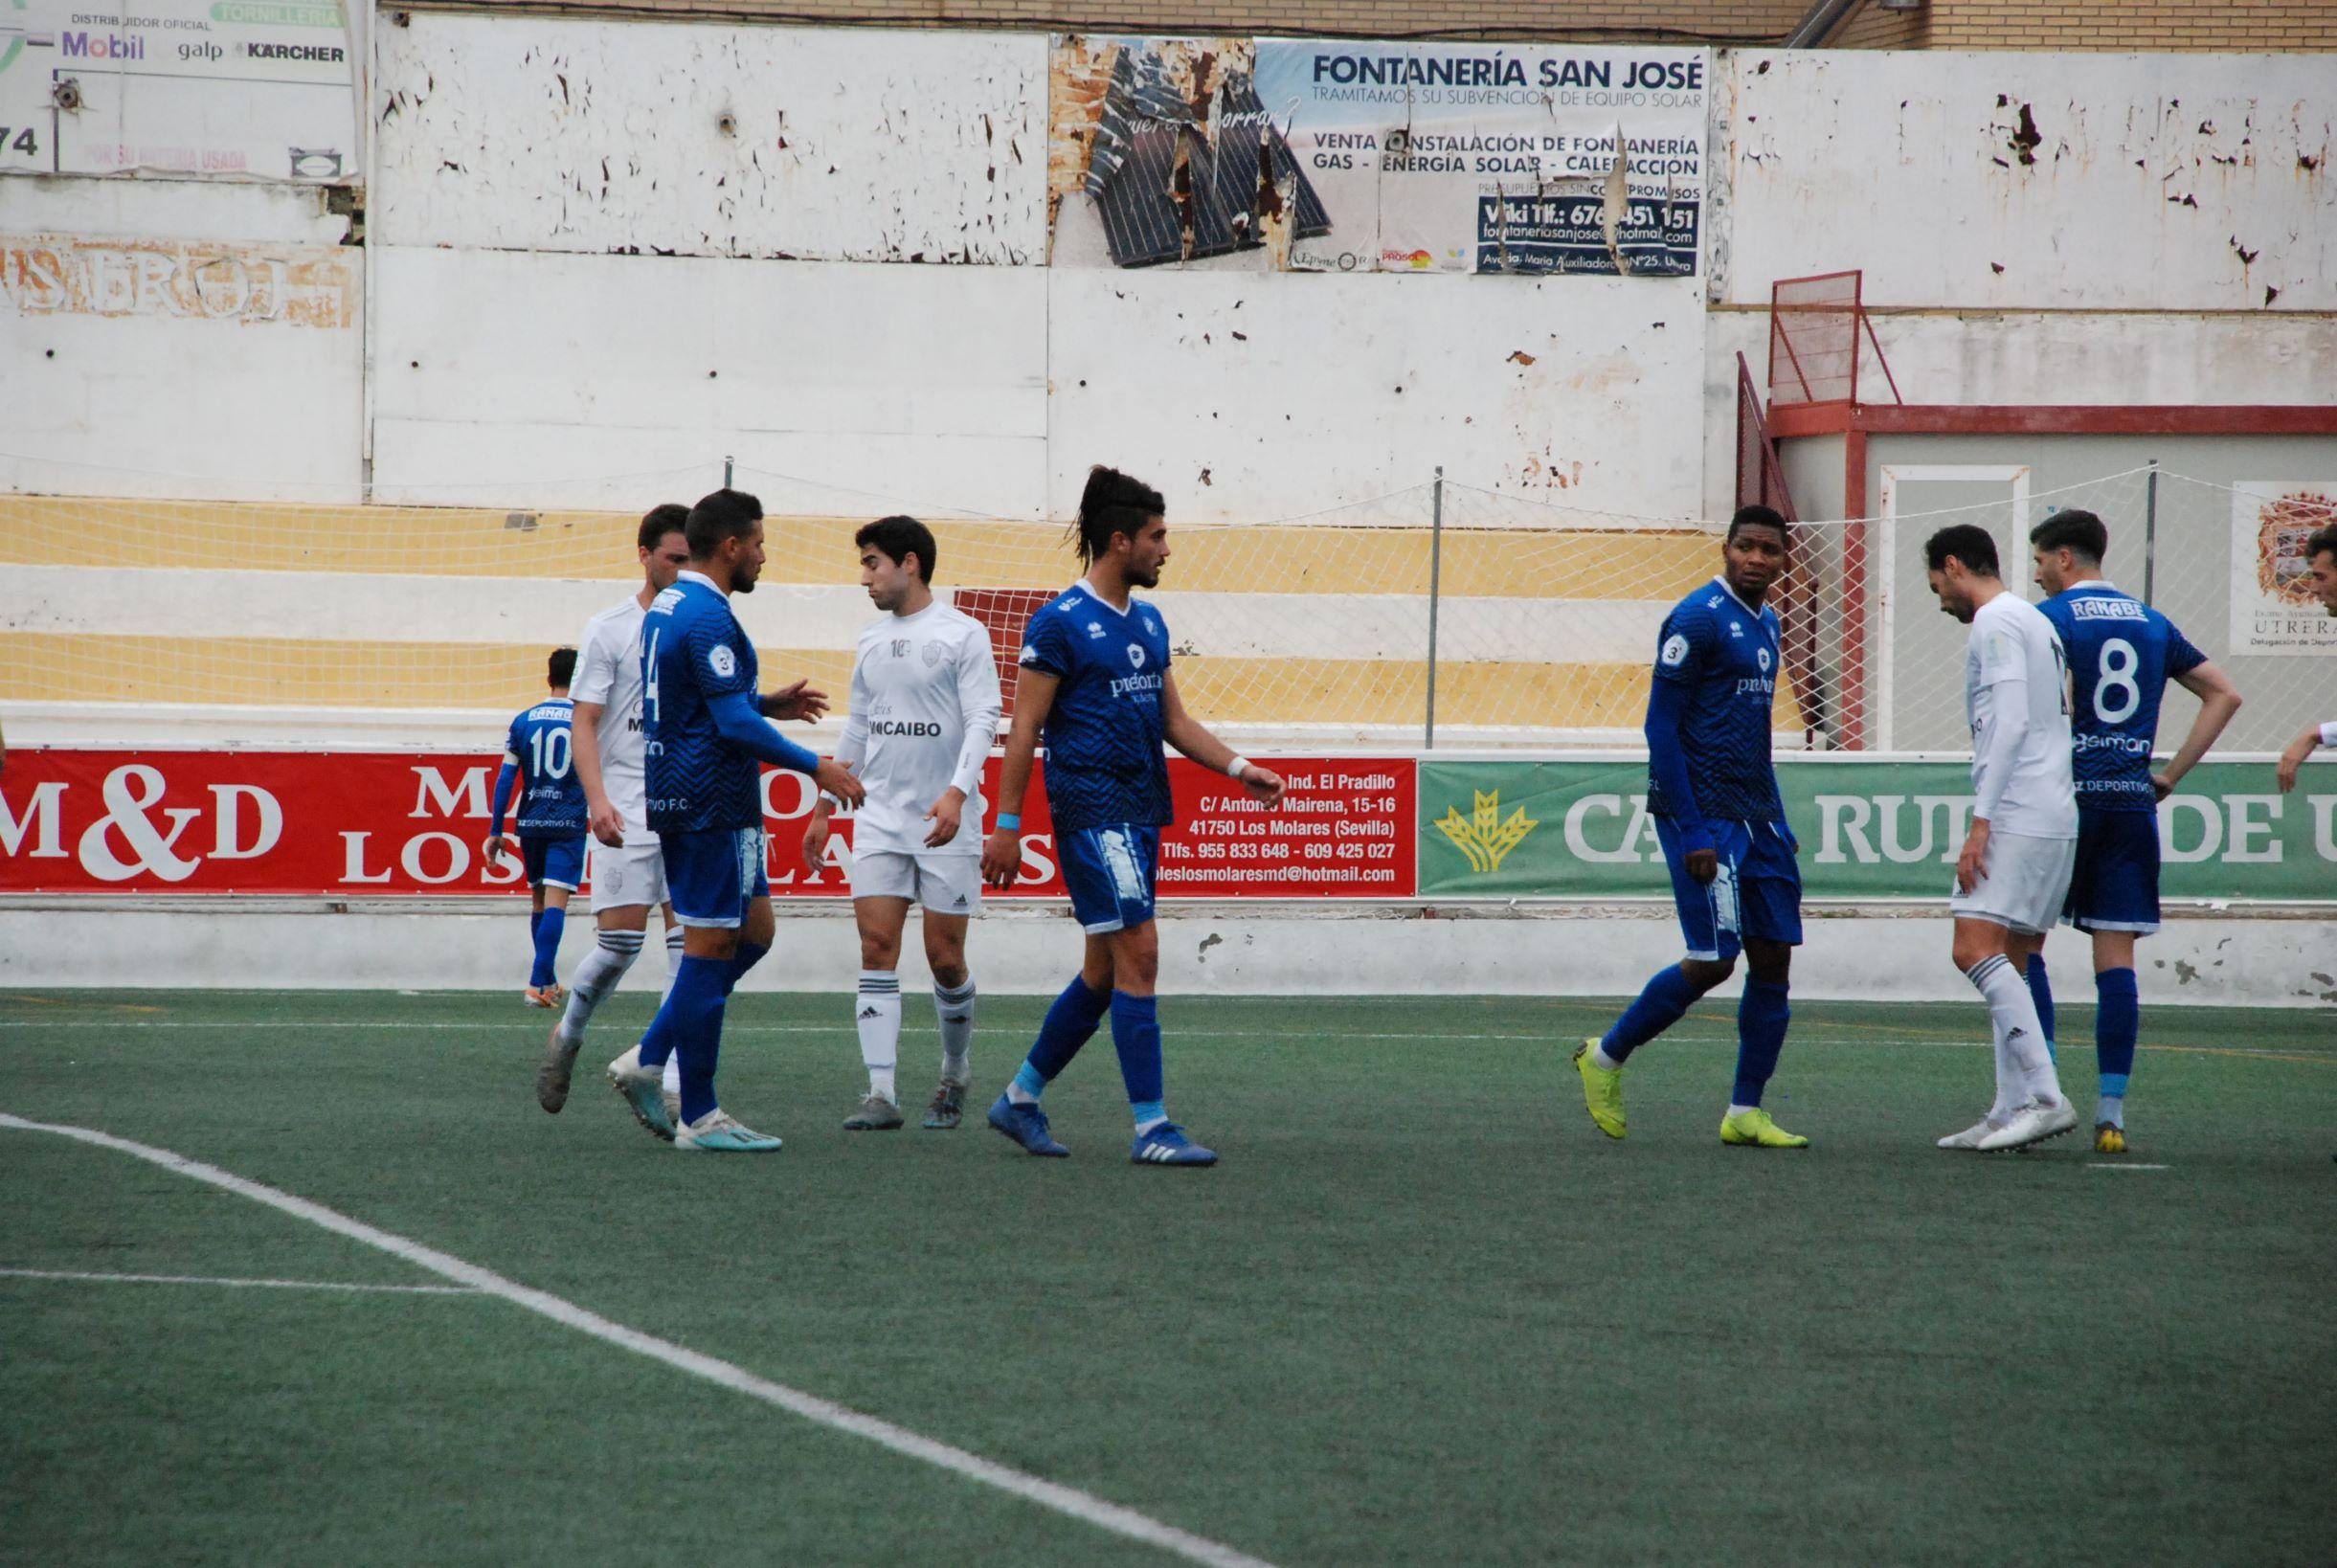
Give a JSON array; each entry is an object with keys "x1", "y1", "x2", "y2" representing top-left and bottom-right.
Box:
[
  {"x1": 1924, "y1": 524, "x2": 2080, "y2": 1154},
  {"x1": 801, "y1": 516, "x2": 1002, "y2": 1132},
  {"x1": 533, "y1": 504, "x2": 830, "y2": 1113},
  {"x1": 2274, "y1": 523, "x2": 2337, "y2": 795}
]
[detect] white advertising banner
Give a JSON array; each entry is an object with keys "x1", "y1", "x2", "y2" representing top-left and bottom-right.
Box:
[
  {"x1": 0, "y1": 0, "x2": 357, "y2": 180},
  {"x1": 2230, "y1": 482, "x2": 2337, "y2": 656}
]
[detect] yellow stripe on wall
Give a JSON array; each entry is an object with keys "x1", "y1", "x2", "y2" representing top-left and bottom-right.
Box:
[{"x1": 0, "y1": 497, "x2": 1717, "y2": 600}]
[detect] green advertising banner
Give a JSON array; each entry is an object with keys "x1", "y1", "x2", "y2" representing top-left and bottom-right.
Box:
[{"x1": 1418, "y1": 758, "x2": 2337, "y2": 902}]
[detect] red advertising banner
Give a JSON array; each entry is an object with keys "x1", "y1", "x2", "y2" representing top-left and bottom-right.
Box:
[{"x1": 0, "y1": 750, "x2": 1417, "y2": 899}]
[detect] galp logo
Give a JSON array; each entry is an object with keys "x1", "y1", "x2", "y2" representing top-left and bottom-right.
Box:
[
  {"x1": 0, "y1": 764, "x2": 281, "y2": 882},
  {"x1": 1434, "y1": 788, "x2": 1539, "y2": 875}
]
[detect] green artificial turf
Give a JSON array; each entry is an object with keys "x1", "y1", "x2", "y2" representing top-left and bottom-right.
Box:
[{"x1": 2, "y1": 988, "x2": 2332, "y2": 1566}]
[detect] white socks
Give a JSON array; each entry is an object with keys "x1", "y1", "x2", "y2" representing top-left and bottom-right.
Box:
[
  {"x1": 857, "y1": 971, "x2": 902, "y2": 1103},
  {"x1": 1966, "y1": 952, "x2": 2063, "y2": 1109},
  {"x1": 557, "y1": 929, "x2": 642, "y2": 1041},
  {"x1": 934, "y1": 977, "x2": 977, "y2": 1084}
]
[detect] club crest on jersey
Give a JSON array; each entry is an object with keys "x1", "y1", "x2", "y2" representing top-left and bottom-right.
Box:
[
  {"x1": 708, "y1": 644, "x2": 738, "y2": 678},
  {"x1": 1660, "y1": 634, "x2": 1690, "y2": 667},
  {"x1": 1128, "y1": 644, "x2": 1147, "y2": 669},
  {"x1": 1757, "y1": 647, "x2": 1772, "y2": 672},
  {"x1": 922, "y1": 640, "x2": 946, "y2": 667}
]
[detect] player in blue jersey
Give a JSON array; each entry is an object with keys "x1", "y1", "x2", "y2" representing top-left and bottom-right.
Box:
[
  {"x1": 601, "y1": 489, "x2": 865, "y2": 1152},
  {"x1": 483, "y1": 649, "x2": 588, "y2": 1007},
  {"x1": 2024, "y1": 509, "x2": 2243, "y2": 1154},
  {"x1": 978, "y1": 465, "x2": 1284, "y2": 1166},
  {"x1": 1572, "y1": 505, "x2": 1809, "y2": 1149}
]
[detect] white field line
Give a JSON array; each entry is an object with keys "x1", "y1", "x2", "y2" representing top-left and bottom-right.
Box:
[
  {"x1": 2087, "y1": 1163, "x2": 2172, "y2": 1171},
  {"x1": 0, "y1": 1266, "x2": 479, "y2": 1294},
  {"x1": 0, "y1": 1111, "x2": 1278, "y2": 1568}
]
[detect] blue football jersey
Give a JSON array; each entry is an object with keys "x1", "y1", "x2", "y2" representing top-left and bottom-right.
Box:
[
  {"x1": 1018, "y1": 582, "x2": 1174, "y2": 831},
  {"x1": 2038, "y1": 582, "x2": 2205, "y2": 813},
  {"x1": 504, "y1": 698, "x2": 587, "y2": 835},
  {"x1": 1645, "y1": 578, "x2": 1785, "y2": 823},
  {"x1": 641, "y1": 572, "x2": 763, "y2": 834}
]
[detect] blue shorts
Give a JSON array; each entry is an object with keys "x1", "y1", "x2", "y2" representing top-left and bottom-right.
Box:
[
  {"x1": 1058, "y1": 824, "x2": 1159, "y2": 934},
  {"x1": 1654, "y1": 817, "x2": 1803, "y2": 963},
  {"x1": 2064, "y1": 808, "x2": 2160, "y2": 934},
  {"x1": 659, "y1": 826, "x2": 769, "y2": 930},
  {"x1": 520, "y1": 834, "x2": 586, "y2": 892}
]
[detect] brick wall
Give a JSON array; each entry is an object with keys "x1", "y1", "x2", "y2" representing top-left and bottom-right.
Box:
[
  {"x1": 1835, "y1": 3, "x2": 1929, "y2": 48},
  {"x1": 1921, "y1": 0, "x2": 2337, "y2": 50}
]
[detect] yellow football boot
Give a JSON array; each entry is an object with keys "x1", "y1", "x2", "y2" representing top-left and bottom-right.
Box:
[
  {"x1": 2094, "y1": 1122, "x2": 2126, "y2": 1154},
  {"x1": 1719, "y1": 1108, "x2": 1809, "y2": 1149},
  {"x1": 1573, "y1": 1040, "x2": 1626, "y2": 1139}
]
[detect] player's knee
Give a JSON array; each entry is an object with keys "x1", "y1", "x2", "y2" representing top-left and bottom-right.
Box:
[
  {"x1": 1680, "y1": 956, "x2": 1735, "y2": 993},
  {"x1": 859, "y1": 932, "x2": 903, "y2": 969},
  {"x1": 924, "y1": 935, "x2": 967, "y2": 984},
  {"x1": 1949, "y1": 931, "x2": 1997, "y2": 972}
]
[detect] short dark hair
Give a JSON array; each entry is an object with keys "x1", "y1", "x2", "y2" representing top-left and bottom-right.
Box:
[
  {"x1": 1727, "y1": 504, "x2": 1789, "y2": 546},
  {"x1": 548, "y1": 647, "x2": 577, "y2": 688},
  {"x1": 685, "y1": 488, "x2": 763, "y2": 559},
  {"x1": 856, "y1": 515, "x2": 938, "y2": 584},
  {"x1": 638, "y1": 503, "x2": 690, "y2": 552},
  {"x1": 1071, "y1": 465, "x2": 1166, "y2": 567},
  {"x1": 1925, "y1": 524, "x2": 1999, "y2": 578},
  {"x1": 2308, "y1": 524, "x2": 2337, "y2": 568},
  {"x1": 2030, "y1": 508, "x2": 2108, "y2": 565}
]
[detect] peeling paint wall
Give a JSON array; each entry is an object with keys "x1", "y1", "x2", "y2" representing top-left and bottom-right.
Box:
[
  {"x1": 1720, "y1": 50, "x2": 2336, "y2": 310},
  {"x1": 373, "y1": 15, "x2": 1047, "y2": 263},
  {"x1": 0, "y1": 177, "x2": 362, "y2": 501}
]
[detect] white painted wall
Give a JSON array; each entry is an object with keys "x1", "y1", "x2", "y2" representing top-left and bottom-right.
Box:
[
  {"x1": 372, "y1": 14, "x2": 1047, "y2": 263},
  {"x1": 0, "y1": 176, "x2": 363, "y2": 500},
  {"x1": 2, "y1": 901, "x2": 2327, "y2": 1007},
  {"x1": 1718, "y1": 50, "x2": 2337, "y2": 311}
]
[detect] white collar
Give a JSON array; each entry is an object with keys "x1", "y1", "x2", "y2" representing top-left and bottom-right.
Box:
[
  {"x1": 1073, "y1": 579, "x2": 1135, "y2": 616},
  {"x1": 678, "y1": 569, "x2": 720, "y2": 592}
]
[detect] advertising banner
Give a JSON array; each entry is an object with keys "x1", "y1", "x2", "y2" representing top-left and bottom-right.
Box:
[
  {"x1": 1419, "y1": 758, "x2": 2337, "y2": 902},
  {"x1": 1047, "y1": 34, "x2": 1706, "y2": 276},
  {"x1": 0, "y1": 0, "x2": 357, "y2": 180},
  {"x1": 0, "y1": 750, "x2": 1418, "y2": 899},
  {"x1": 2229, "y1": 482, "x2": 2337, "y2": 656}
]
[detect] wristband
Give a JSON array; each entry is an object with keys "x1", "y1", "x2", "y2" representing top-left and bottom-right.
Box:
[
  {"x1": 1227, "y1": 755, "x2": 1254, "y2": 782},
  {"x1": 995, "y1": 813, "x2": 1022, "y2": 832}
]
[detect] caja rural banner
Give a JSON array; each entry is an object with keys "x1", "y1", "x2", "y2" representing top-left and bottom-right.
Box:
[
  {"x1": 1418, "y1": 759, "x2": 2337, "y2": 902},
  {"x1": 0, "y1": 750, "x2": 1416, "y2": 898},
  {"x1": 1048, "y1": 34, "x2": 1706, "y2": 276}
]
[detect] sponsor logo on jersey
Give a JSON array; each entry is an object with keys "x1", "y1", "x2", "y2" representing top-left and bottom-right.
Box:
[
  {"x1": 1108, "y1": 671, "x2": 1164, "y2": 700},
  {"x1": 1433, "y1": 788, "x2": 1539, "y2": 875},
  {"x1": 1086, "y1": 621, "x2": 1106, "y2": 639},
  {"x1": 869, "y1": 720, "x2": 945, "y2": 737},
  {"x1": 1735, "y1": 676, "x2": 1775, "y2": 697},
  {"x1": 2073, "y1": 732, "x2": 2151, "y2": 753}
]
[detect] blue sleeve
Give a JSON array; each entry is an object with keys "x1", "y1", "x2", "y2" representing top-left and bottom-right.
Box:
[
  {"x1": 1644, "y1": 679, "x2": 1710, "y2": 852},
  {"x1": 2164, "y1": 616, "x2": 2207, "y2": 678},
  {"x1": 491, "y1": 761, "x2": 518, "y2": 835},
  {"x1": 708, "y1": 689, "x2": 820, "y2": 774},
  {"x1": 1651, "y1": 606, "x2": 1713, "y2": 687},
  {"x1": 1020, "y1": 605, "x2": 1073, "y2": 679},
  {"x1": 685, "y1": 613, "x2": 757, "y2": 701}
]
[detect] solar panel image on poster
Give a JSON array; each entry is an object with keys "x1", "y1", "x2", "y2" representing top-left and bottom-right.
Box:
[{"x1": 1085, "y1": 48, "x2": 1331, "y2": 268}]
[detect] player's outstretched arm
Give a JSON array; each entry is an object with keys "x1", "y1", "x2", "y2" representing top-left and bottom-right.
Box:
[
  {"x1": 759, "y1": 679, "x2": 831, "y2": 724},
  {"x1": 2154, "y1": 661, "x2": 2243, "y2": 798},
  {"x1": 806, "y1": 670, "x2": 873, "y2": 869},
  {"x1": 982, "y1": 668, "x2": 1056, "y2": 888},
  {"x1": 1160, "y1": 672, "x2": 1284, "y2": 807},
  {"x1": 2276, "y1": 722, "x2": 2331, "y2": 794},
  {"x1": 707, "y1": 690, "x2": 864, "y2": 807}
]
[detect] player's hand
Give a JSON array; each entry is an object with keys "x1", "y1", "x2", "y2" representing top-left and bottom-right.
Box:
[
  {"x1": 981, "y1": 826, "x2": 1022, "y2": 889},
  {"x1": 814, "y1": 756, "x2": 865, "y2": 808},
  {"x1": 1237, "y1": 765, "x2": 1286, "y2": 809},
  {"x1": 587, "y1": 799, "x2": 625, "y2": 848},
  {"x1": 2276, "y1": 740, "x2": 2312, "y2": 794},
  {"x1": 2150, "y1": 771, "x2": 2175, "y2": 802},
  {"x1": 482, "y1": 833, "x2": 516, "y2": 864},
  {"x1": 924, "y1": 787, "x2": 966, "y2": 848},
  {"x1": 760, "y1": 680, "x2": 830, "y2": 724},
  {"x1": 1684, "y1": 847, "x2": 1718, "y2": 885},
  {"x1": 1956, "y1": 819, "x2": 1990, "y2": 894},
  {"x1": 800, "y1": 812, "x2": 830, "y2": 875}
]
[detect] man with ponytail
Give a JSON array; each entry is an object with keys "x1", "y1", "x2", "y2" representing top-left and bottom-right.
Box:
[{"x1": 980, "y1": 466, "x2": 1285, "y2": 1165}]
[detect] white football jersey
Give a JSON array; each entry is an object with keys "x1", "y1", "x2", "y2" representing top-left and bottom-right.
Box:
[
  {"x1": 570, "y1": 594, "x2": 658, "y2": 847},
  {"x1": 1964, "y1": 592, "x2": 2079, "y2": 840},
  {"x1": 837, "y1": 603, "x2": 1002, "y2": 858}
]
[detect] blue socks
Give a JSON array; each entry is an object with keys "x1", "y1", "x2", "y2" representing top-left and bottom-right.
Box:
[
  {"x1": 1110, "y1": 993, "x2": 1164, "y2": 1122},
  {"x1": 637, "y1": 939, "x2": 767, "y2": 1078},
  {"x1": 2096, "y1": 967, "x2": 2138, "y2": 1100},
  {"x1": 724, "y1": 941, "x2": 770, "y2": 994},
  {"x1": 2026, "y1": 952, "x2": 2056, "y2": 1062},
  {"x1": 1732, "y1": 979, "x2": 1790, "y2": 1109},
  {"x1": 665, "y1": 954, "x2": 731, "y2": 1126},
  {"x1": 1015, "y1": 976, "x2": 1113, "y2": 1099},
  {"x1": 529, "y1": 906, "x2": 565, "y2": 988},
  {"x1": 1602, "y1": 964, "x2": 1701, "y2": 1063}
]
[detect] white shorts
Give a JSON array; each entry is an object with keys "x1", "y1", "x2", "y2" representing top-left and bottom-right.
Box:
[
  {"x1": 1948, "y1": 829, "x2": 2076, "y2": 936},
  {"x1": 850, "y1": 849, "x2": 982, "y2": 917},
  {"x1": 589, "y1": 840, "x2": 669, "y2": 913}
]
